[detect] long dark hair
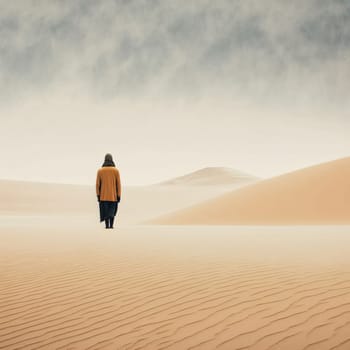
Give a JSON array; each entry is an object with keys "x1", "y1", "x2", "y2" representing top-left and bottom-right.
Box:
[{"x1": 102, "y1": 153, "x2": 115, "y2": 167}]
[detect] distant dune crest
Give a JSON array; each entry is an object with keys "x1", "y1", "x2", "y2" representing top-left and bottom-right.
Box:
[
  {"x1": 153, "y1": 157, "x2": 350, "y2": 225},
  {"x1": 158, "y1": 167, "x2": 258, "y2": 186}
]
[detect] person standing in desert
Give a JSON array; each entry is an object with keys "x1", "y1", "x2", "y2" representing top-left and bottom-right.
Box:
[{"x1": 96, "y1": 153, "x2": 122, "y2": 229}]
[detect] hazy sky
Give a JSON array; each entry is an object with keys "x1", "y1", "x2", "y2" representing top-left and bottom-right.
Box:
[{"x1": 1, "y1": 0, "x2": 349, "y2": 185}]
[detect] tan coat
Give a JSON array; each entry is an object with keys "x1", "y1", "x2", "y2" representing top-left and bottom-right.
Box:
[{"x1": 96, "y1": 167, "x2": 122, "y2": 202}]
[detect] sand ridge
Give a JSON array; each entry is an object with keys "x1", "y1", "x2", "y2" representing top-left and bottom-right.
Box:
[{"x1": 153, "y1": 157, "x2": 350, "y2": 225}]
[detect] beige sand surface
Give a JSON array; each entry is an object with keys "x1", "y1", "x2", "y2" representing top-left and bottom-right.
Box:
[
  {"x1": 1, "y1": 218, "x2": 350, "y2": 350},
  {"x1": 153, "y1": 157, "x2": 350, "y2": 225}
]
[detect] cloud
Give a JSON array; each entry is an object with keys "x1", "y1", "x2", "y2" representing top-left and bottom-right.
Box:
[{"x1": 0, "y1": 0, "x2": 349, "y2": 107}]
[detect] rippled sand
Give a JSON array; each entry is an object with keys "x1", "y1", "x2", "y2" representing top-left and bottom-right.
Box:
[{"x1": 1, "y1": 218, "x2": 350, "y2": 350}]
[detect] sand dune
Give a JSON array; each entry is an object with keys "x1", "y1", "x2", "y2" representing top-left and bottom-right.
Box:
[
  {"x1": 153, "y1": 157, "x2": 350, "y2": 225},
  {"x1": 158, "y1": 167, "x2": 258, "y2": 186},
  {"x1": 0, "y1": 180, "x2": 232, "y2": 224},
  {"x1": 119, "y1": 185, "x2": 233, "y2": 224},
  {"x1": 1, "y1": 221, "x2": 350, "y2": 350}
]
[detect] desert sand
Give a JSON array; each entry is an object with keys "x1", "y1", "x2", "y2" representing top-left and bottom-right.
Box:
[
  {"x1": 1, "y1": 221, "x2": 350, "y2": 350},
  {"x1": 1, "y1": 161, "x2": 350, "y2": 349},
  {"x1": 153, "y1": 157, "x2": 350, "y2": 225}
]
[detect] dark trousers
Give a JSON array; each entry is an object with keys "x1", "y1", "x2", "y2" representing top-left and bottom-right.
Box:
[{"x1": 105, "y1": 216, "x2": 115, "y2": 228}]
